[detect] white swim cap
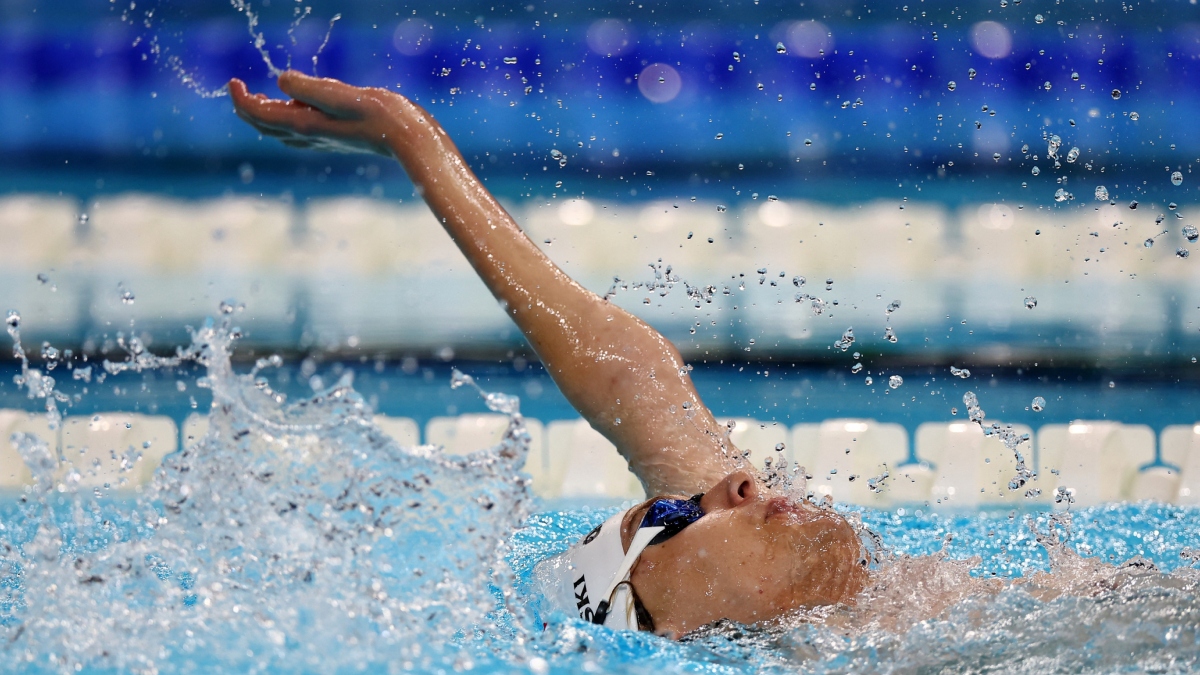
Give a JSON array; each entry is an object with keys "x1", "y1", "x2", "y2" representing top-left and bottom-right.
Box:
[{"x1": 533, "y1": 510, "x2": 665, "y2": 631}]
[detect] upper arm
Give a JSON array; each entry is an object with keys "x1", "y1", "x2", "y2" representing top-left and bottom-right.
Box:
[{"x1": 541, "y1": 301, "x2": 745, "y2": 496}]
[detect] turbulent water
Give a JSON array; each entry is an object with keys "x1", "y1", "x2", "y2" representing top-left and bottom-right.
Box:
[
  {"x1": 2, "y1": 312, "x2": 1200, "y2": 674},
  {"x1": 0, "y1": 314, "x2": 537, "y2": 673}
]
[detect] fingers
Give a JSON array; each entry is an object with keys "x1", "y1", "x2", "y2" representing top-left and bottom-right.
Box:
[
  {"x1": 276, "y1": 70, "x2": 365, "y2": 119},
  {"x1": 228, "y1": 75, "x2": 387, "y2": 156},
  {"x1": 231, "y1": 85, "x2": 342, "y2": 139}
]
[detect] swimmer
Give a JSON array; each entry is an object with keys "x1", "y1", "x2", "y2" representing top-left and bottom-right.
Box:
[{"x1": 229, "y1": 71, "x2": 868, "y2": 638}]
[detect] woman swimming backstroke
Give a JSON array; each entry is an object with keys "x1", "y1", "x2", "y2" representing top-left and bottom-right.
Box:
[{"x1": 229, "y1": 71, "x2": 868, "y2": 638}]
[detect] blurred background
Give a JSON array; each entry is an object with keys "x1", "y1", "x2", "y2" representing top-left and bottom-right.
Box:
[
  {"x1": 2, "y1": 0, "x2": 1198, "y2": 360},
  {"x1": 2, "y1": 0, "x2": 1200, "y2": 505}
]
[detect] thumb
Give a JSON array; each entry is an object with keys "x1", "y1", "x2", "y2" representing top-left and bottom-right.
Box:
[{"x1": 277, "y1": 70, "x2": 364, "y2": 118}]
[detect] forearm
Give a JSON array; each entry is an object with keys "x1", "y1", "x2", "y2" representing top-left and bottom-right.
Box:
[
  {"x1": 227, "y1": 71, "x2": 742, "y2": 495},
  {"x1": 382, "y1": 101, "x2": 740, "y2": 494}
]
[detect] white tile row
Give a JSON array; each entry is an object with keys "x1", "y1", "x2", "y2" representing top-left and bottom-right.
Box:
[
  {"x1": 379, "y1": 415, "x2": 1200, "y2": 508},
  {"x1": 4, "y1": 194, "x2": 1197, "y2": 281},
  {"x1": 5, "y1": 409, "x2": 1198, "y2": 508},
  {"x1": 4, "y1": 195, "x2": 1197, "y2": 347},
  {"x1": 0, "y1": 410, "x2": 176, "y2": 491}
]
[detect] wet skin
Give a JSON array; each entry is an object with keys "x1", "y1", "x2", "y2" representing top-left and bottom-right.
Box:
[
  {"x1": 229, "y1": 71, "x2": 869, "y2": 637},
  {"x1": 621, "y1": 471, "x2": 869, "y2": 637}
]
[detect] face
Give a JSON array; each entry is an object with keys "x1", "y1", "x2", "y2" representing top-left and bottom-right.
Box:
[{"x1": 623, "y1": 470, "x2": 869, "y2": 637}]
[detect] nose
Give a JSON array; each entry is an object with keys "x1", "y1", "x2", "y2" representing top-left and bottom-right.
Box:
[{"x1": 700, "y1": 470, "x2": 759, "y2": 512}]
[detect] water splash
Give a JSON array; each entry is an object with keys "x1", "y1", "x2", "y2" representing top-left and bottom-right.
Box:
[
  {"x1": 126, "y1": 0, "x2": 343, "y2": 98},
  {"x1": 0, "y1": 311, "x2": 536, "y2": 672},
  {"x1": 962, "y1": 391, "x2": 1037, "y2": 498},
  {"x1": 5, "y1": 310, "x2": 67, "y2": 426}
]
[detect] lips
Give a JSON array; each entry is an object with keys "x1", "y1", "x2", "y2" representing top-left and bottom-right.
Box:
[{"x1": 764, "y1": 496, "x2": 809, "y2": 523}]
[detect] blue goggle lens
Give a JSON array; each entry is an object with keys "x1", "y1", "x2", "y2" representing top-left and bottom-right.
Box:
[{"x1": 640, "y1": 494, "x2": 704, "y2": 545}]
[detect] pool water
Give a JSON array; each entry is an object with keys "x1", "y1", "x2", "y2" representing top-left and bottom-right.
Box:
[{"x1": 1, "y1": 313, "x2": 1199, "y2": 674}]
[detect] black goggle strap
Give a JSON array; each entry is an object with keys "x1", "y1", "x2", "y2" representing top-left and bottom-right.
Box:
[{"x1": 590, "y1": 525, "x2": 663, "y2": 625}]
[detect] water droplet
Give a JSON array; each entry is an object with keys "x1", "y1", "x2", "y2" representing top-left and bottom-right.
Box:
[
  {"x1": 77, "y1": 213, "x2": 89, "y2": 226},
  {"x1": 1034, "y1": 13, "x2": 1044, "y2": 23},
  {"x1": 716, "y1": 205, "x2": 727, "y2": 212},
  {"x1": 947, "y1": 80, "x2": 957, "y2": 91},
  {"x1": 1183, "y1": 224, "x2": 1198, "y2": 242},
  {"x1": 714, "y1": 132, "x2": 724, "y2": 140},
  {"x1": 968, "y1": 68, "x2": 977, "y2": 80},
  {"x1": 1129, "y1": 111, "x2": 1140, "y2": 121},
  {"x1": 503, "y1": 56, "x2": 517, "y2": 65},
  {"x1": 549, "y1": 148, "x2": 567, "y2": 168},
  {"x1": 1053, "y1": 188, "x2": 1072, "y2": 202},
  {"x1": 809, "y1": 82, "x2": 817, "y2": 90},
  {"x1": 1031, "y1": 166, "x2": 1041, "y2": 176},
  {"x1": 1170, "y1": 202, "x2": 1179, "y2": 211},
  {"x1": 1111, "y1": 88, "x2": 1121, "y2": 100},
  {"x1": 1071, "y1": 71, "x2": 1080, "y2": 81},
  {"x1": 1024, "y1": 296, "x2": 1038, "y2": 309},
  {"x1": 1172, "y1": 171, "x2": 1184, "y2": 187},
  {"x1": 884, "y1": 326, "x2": 898, "y2": 343},
  {"x1": 993, "y1": 152, "x2": 1001, "y2": 161},
  {"x1": 803, "y1": 138, "x2": 813, "y2": 147},
  {"x1": 792, "y1": 276, "x2": 806, "y2": 287},
  {"x1": 1129, "y1": 200, "x2": 1139, "y2": 210},
  {"x1": 1144, "y1": 238, "x2": 1155, "y2": 248},
  {"x1": 950, "y1": 366, "x2": 971, "y2": 379},
  {"x1": 1031, "y1": 396, "x2": 1046, "y2": 412},
  {"x1": 5, "y1": 310, "x2": 19, "y2": 329},
  {"x1": 851, "y1": 363, "x2": 863, "y2": 374},
  {"x1": 1178, "y1": 247, "x2": 1190, "y2": 259},
  {"x1": 886, "y1": 300, "x2": 901, "y2": 314},
  {"x1": 1047, "y1": 134, "x2": 1062, "y2": 159},
  {"x1": 1095, "y1": 185, "x2": 1109, "y2": 201},
  {"x1": 888, "y1": 375, "x2": 903, "y2": 389},
  {"x1": 36, "y1": 272, "x2": 49, "y2": 284},
  {"x1": 121, "y1": 289, "x2": 135, "y2": 305},
  {"x1": 834, "y1": 327, "x2": 856, "y2": 351},
  {"x1": 776, "y1": 42, "x2": 787, "y2": 54},
  {"x1": 1066, "y1": 147, "x2": 1079, "y2": 163},
  {"x1": 864, "y1": 376, "x2": 874, "y2": 386}
]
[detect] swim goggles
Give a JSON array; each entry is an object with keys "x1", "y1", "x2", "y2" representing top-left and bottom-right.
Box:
[
  {"x1": 591, "y1": 494, "x2": 705, "y2": 624},
  {"x1": 534, "y1": 494, "x2": 705, "y2": 631}
]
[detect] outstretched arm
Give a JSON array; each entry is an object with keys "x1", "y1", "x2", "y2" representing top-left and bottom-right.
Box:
[{"x1": 229, "y1": 71, "x2": 746, "y2": 496}]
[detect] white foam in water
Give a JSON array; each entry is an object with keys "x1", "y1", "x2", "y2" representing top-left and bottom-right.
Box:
[{"x1": 0, "y1": 311, "x2": 536, "y2": 672}]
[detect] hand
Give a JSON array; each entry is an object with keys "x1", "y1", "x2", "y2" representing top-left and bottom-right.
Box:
[{"x1": 229, "y1": 71, "x2": 400, "y2": 156}]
